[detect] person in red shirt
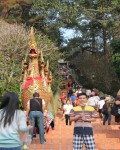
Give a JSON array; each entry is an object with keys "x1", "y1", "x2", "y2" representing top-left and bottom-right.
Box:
[{"x1": 60, "y1": 92, "x2": 67, "y2": 106}]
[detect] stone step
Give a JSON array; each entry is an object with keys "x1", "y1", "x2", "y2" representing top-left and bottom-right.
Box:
[{"x1": 26, "y1": 112, "x2": 120, "y2": 150}]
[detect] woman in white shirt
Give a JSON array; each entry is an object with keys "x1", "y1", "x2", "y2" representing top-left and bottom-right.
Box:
[
  {"x1": 0, "y1": 92, "x2": 32, "y2": 150},
  {"x1": 63, "y1": 100, "x2": 73, "y2": 125},
  {"x1": 98, "y1": 97, "x2": 105, "y2": 118}
]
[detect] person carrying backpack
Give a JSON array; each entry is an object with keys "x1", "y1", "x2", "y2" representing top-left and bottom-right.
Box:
[{"x1": 27, "y1": 92, "x2": 46, "y2": 144}]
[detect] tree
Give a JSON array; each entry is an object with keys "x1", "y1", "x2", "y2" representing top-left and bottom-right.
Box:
[
  {"x1": 110, "y1": 39, "x2": 120, "y2": 79},
  {"x1": 0, "y1": 20, "x2": 61, "y2": 96},
  {"x1": 0, "y1": 0, "x2": 32, "y2": 21},
  {"x1": 1, "y1": 0, "x2": 120, "y2": 49},
  {"x1": 1, "y1": 0, "x2": 120, "y2": 95}
]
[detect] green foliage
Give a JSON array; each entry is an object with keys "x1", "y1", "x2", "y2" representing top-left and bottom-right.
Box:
[
  {"x1": 0, "y1": 20, "x2": 61, "y2": 98},
  {"x1": 68, "y1": 51, "x2": 119, "y2": 96},
  {"x1": 1, "y1": 0, "x2": 120, "y2": 96},
  {"x1": 110, "y1": 39, "x2": 120, "y2": 78},
  {"x1": 0, "y1": 0, "x2": 32, "y2": 21},
  {"x1": 111, "y1": 40, "x2": 120, "y2": 53},
  {"x1": 0, "y1": 20, "x2": 28, "y2": 97},
  {"x1": 1, "y1": 0, "x2": 120, "y2": 50}
]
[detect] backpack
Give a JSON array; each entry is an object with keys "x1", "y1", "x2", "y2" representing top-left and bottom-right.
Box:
[
  {"x1": 111, "y1": 104, "x2": 120, "y2": 116},
  {"x1": 102, "y1": 103, "x2": 109, "y2": 115}
]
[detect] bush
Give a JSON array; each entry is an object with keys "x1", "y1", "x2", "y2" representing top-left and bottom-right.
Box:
[{"x1": 0, "y1": 20, "x2": 61, "y2": 97}]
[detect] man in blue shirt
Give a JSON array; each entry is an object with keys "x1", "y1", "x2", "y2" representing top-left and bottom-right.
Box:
[{"x1": 70, "y1": 93, "x2": 76, "y2": 106}]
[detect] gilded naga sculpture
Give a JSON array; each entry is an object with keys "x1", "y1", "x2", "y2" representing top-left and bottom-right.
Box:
[{"x1": 20, "y1": 27, "x2": 54, "y2": 114}]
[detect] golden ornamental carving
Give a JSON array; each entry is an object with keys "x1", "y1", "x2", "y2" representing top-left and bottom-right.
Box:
[
  {"x1": 29, "y1": 27, "x2": 38, "y2": 50},
  {"x1": 21, "y1": 27, "x2": 54, "y2": 113}
]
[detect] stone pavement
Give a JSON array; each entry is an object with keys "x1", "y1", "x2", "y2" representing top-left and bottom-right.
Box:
[{"x1": 28, "y1": 114, "x2": 120, "y2": 150}]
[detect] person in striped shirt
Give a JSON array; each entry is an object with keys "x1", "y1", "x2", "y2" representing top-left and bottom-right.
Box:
[{"x1": 69, "y1": 93, "x2": 97, "y2": 150}]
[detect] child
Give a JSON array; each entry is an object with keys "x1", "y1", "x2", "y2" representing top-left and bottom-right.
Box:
[
  {"x1": 102, "y1": 96, "x2": 112, "y2": 125},
  {"x1": 44, "y1": 110, "x2": 54, "y2": 132},
  {"x1": 63, "y1": 100, "x2": 73, "y2": 125}
]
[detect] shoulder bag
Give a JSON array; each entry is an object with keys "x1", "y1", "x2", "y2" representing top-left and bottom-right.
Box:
[
  {"x1": 111, "y1": 104, "x2": 120, "y2": 116},
  {"x1": 34, "y1": 98, "x2": 43, "y2": 112}
]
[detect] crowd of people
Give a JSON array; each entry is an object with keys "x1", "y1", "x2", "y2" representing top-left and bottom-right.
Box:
[
  {"x1": 59, "y1": 84, "x2": 120, "y2": 149},
  {"x1": 60, "y1": 82, "x2": 120, "y2": 125},
  {"x1": 0, "y1": 63, "x2": 120, "y2": 150},
  {"x1": 59, "y1": 64, "x2": 120, "y2": 150},
  {"x1": 59, "y1": 64, "x2": 70, "y2": 80}
]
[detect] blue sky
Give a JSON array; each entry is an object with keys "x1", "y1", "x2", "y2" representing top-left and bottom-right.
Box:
[{"x1": 60, "y1": 28, "x2": 75, "y2": 40}]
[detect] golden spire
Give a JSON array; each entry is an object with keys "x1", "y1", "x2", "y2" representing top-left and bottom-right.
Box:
[
  {"x1": 29, "y1": 27, "x2": 38, "y2": 50},
  {"x1": 40, "y1": 50, "x2": 45, "y2": 78},
  {"x1": 45, "y1": 60, "x2": 49, "y2": 71},
  {"x1": 48, "y1": 71, "x2": 52, "y2": 79},
  {"x1": 41, "y1": 50, "x2": 44, "y2": 61},
  {"x1": 23, "y1": 55, "x2": 28, "y2": 65}
]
